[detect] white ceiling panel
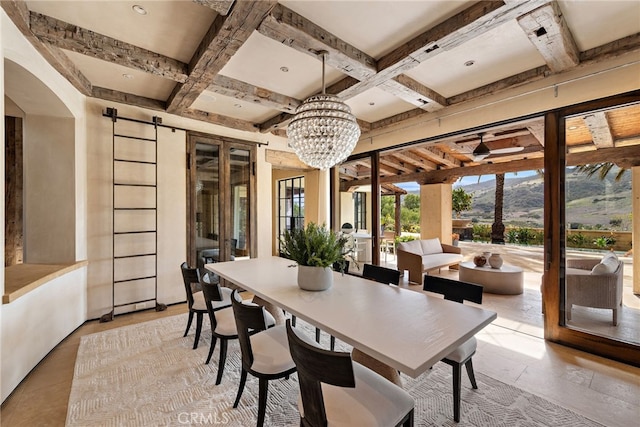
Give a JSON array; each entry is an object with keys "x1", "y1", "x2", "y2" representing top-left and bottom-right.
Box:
[
  {"x1": 405, "y1": 20, "x2": 547, "y2": 98},
  {"x1": 281, "y1": 0, "x2": 472, "y2": 59},
  {"x1": 63, "y1": 50, "x2": 176, "y2": 100},
  {"x1": 191, "y1": 90, "x2": 278, "y2": 123},
  {"x1": 347, "y1": 87, "x2": 415, "y2": 123},
  {"x1": 219, "y1": 32, "x2": 346, "y2": 101},
  {"x1": 26, "y1": 0, "x2": 216, "y2": 62}
]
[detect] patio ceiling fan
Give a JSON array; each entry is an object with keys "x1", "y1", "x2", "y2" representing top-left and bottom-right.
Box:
[{"x1": 466, "y1": 132, "x2": 524, "y2": 161}]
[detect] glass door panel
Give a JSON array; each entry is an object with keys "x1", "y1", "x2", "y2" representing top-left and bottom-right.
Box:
[
  {"x1": 338, "y1": 157, "x2": 373, "y2": 272},
  {"x1": 228, "y1": 146, "x2": 251, "y2": 260},
  {"x1": 563, "y1": 102, "x2": 638, "y2": 345},
  {"x1": 194, "y1": 142, "x2": 220, "y2": 269},
  {"x1": 188, "y1": 135, "x2": 255, "y2": 269}
]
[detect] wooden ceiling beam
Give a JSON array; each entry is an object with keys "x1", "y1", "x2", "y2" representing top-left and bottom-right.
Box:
[
  {"x1": 1, "y1": 0, "x2": 92, "y2": 96},
  {"x1": 259, "y1": 113, "x2": 293, "y2": 133},
  {"x1": 582, "y1": 112, "x2": 614, "y2": 148},
  {"x1": 167, "y1": 0, "x2": 277, "y2": 114},
  {"x1": 92, "y1": 87, "x2": 166, "y2": 111},
  {"x1": 265, "y1": 149, "x2": 314, "y2": 171},
  {"x1": 192, "y1": 0, "x2": 235, "y2": 16},
  {"x1": 517, "y1": 1, "x2": 579, "y2": 72},
  {"x1": 208, "y1": 75, "x2": 300, "y2": 113},
  {"x1": 180, "y1": 108, "x2": 257, "y2": 133},
  {"x1": 378, "y1": 75, "x2": 447, "y2": 111},
  {"x1": 29, "y1": 11, "x2": 189, "y2": 83}
]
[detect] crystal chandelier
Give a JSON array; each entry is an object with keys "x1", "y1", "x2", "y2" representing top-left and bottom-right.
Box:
[{"x1": 287, "y1": 51, "x2": 361, "y2": 170}]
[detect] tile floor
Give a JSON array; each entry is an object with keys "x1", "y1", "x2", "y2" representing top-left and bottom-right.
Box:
[{"x1": 2, "y1": 252, "x2": 639, "y2": 426}]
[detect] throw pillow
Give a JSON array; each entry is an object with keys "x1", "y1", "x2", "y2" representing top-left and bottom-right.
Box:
[
  {"x1": 421, "y1": 238, "x2": 443, "y2": 255},
  {"x1": 591, "y1": 261, "x2": 615, "y2": 275}
]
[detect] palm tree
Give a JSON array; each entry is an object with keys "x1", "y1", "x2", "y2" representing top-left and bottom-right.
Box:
[
  {"x1": 491, "y1": 173, "x2": 505, "y2": 244},
  {"x1": 575, "y1": 163, "x2": 628, "y2": 181}
]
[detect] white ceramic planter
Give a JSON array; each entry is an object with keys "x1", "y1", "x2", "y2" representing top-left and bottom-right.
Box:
[{"x1": 297, "y1": 265, "x2": 333, "y2": 291}]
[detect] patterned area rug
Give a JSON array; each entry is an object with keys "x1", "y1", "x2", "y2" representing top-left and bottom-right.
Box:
[{"x1": 67, "y1": 314, "x2": 603, "y2": 426}]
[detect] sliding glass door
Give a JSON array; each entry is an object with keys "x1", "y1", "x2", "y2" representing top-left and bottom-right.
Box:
[
  {"x1": 544, "y1": 92, "x2": 640, "y2": 365},
  {"x1": 187, "y1": 133, "x2": 255, "y2": 269}
]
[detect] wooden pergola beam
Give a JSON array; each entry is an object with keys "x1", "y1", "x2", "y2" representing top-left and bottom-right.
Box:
[{"x1": 583, "y1": 112, "x2": 614, "y2": 148}]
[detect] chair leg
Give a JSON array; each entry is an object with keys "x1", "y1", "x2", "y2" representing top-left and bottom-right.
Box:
[
  {"x1": 206, "y1": 336, "x2": 218, "y2": 364},
  {"x1": 613, "y1": 308, "x2": 618, "y2": 326},
  {"x1": 183, "y1": 311, "x2": 194, "y2": 337},
  {"x1": 330, "y1": 335, "x2": 335, "y2": 351},
  {"x1": 315, "y1": 328, "x2": 321, "y2": 343},
  {"x1": 257, "y1": 378, "x2": 269, "y2": 427},
  {"x1": 465, "y1": 358, "x2": 478, "y2": 389},
  {"x1": 233, "y1": 369, "x2": 248, "y2": 408},
  {"x1": 291, "y1": 315, "x2": 297, "y2": 327},
  {"x1": 193, "y1": 312, "x2": 203, "y2": 349},
  {"x1": 452, "y1": 362, "x2": 462, "y2": 422},
  {"x1": 215, "y1": 339, "x2": 228, "y2": 385}
]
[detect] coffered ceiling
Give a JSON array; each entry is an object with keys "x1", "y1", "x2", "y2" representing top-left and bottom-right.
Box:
[{"x1": 4, "y1": 0, "x2": 640, "y2": 181}]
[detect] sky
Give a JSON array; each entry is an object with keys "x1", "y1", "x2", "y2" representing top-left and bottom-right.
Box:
[{"x1": 395, "y1": 170, "x2": 538, "y2": 192}]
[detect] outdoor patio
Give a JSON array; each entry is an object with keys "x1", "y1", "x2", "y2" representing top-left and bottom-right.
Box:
[{"x1": 377, "y1": 241, "x2": 638, "y2": 344}]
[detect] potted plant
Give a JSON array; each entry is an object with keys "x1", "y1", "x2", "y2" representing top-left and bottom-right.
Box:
[
  {"x1": 280, "y1": 222, "x2": 352, "y2": 291},
  {"x1": 452, "y1": 187, "x2": 473, "y2": 227}
]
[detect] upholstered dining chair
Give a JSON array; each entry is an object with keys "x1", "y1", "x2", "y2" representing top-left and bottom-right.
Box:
[
  {"x1": 180, "y1": 262, "x2": 232, "y2": 350},
  {"x1": 199, "y1": 275, "x2": 275, "y2": 384},
  {"x1": 230, "y1": 290, "x2": 297, "y2": 427},
  {"x1": 286, "y1": 319, "x2": 415, "y2": 427},
  {"x1": 353, "y1": 263, "x2": 404, "y2": 386},
  {"x1": 423, "y1": 275, "x2": 483, "y2": 422}
]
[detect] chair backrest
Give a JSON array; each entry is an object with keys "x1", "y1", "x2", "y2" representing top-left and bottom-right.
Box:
[
  {"x1": 362, "y1": 263, "x2": 402, "y2": 286},
  {"x1": 231, "y1": 290, "x2": 269, "y2": 370},
  {"x1": 423, "y1": 275, "x2": 483, "y2": 304},
  {"x1": 180, "y1": 262, "x2": 200, "y2": 308},
  {"x1": 200, "y1": 274, "x2": 224, "y2": 328},
  {"x1": 285, "y1": 320, "x2": 355, "y2": 427}
]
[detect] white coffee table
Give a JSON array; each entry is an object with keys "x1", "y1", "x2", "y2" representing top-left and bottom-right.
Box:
[{"x1": 458, "y1": 261, "x2": 524, "y2": 295}]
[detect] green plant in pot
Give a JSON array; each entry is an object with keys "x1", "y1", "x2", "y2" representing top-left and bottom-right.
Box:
[{"x1": 280, "y1": 222, "x2": 351, "y2": 291}]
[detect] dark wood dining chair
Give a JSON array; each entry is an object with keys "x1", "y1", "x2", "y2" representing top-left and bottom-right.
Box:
[
  {"x1": 362, "y1": 263, "x2": 402, "y2": 285},
  {"x1": 286, "y1": 319, "x2": 414, "y2": 427},
  {"x1": 180, "y1": 262, "x2": 233, "y2": 350},
  {"x1": 353, "y1": 263, "x2": 404, "y2": 386},
  {"x1": 230, "y1": 290, "x2": 296, "y2": 427},
  {"x1": 423, "y1": 275, "x2": 483, "y2": 422},
  {"x1": 200, "y1": 274, "x2": 276, "y2": 384}
]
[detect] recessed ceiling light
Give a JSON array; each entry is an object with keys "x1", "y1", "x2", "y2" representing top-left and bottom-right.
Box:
[
  {"x1": 280, "y1": 66, "x2": 289, "y2": 73},
  {"x1": 234, "y1": 103, "x2": 242, "y2": 108},
  {"x1": 132, "y1": 5, "x2": 147, "y2": 15},
  {"x1": 464, "y1": 60, "x2": 475, "y2": 67},
  {"x1": 568, "y1": 125, "x2": 578, "y2": 130},
  {"x1": 369, "y1": 102, "x2": 375, "y2": 106},
  {"x1": 122, "y1": 73, "x2": 134, "y2": 79}
]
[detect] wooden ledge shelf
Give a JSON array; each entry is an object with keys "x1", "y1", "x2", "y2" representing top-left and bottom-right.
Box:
[{"x1": 3, "y1": 261, "x2": 89, "y2": 304}]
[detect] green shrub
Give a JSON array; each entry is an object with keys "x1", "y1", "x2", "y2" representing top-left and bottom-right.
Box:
[{"x1": 472, "y1": 224, "x2": 491, "y2": 242}]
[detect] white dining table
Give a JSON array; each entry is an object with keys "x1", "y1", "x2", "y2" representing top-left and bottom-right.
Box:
[{"x1": 206, "y1": 256, "x2": 497, "y2": 378}]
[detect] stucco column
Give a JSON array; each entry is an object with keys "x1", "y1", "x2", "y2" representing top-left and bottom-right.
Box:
[
  {"x1": 420, "y1": 183, "x2": 453, "y2": 244},
  {"x1": 633, "y1": 167, "x2": 639, "y2": 295}
]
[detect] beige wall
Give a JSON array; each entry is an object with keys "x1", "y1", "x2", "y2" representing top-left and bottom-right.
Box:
[
  {"x1": 23, "y1": 115, "x2": 76, "y2": 263},
  {"x1": 1, "y1": 10, "x2": 87, "y2": 402}
]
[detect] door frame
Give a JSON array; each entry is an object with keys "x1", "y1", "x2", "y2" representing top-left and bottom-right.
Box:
[
  {"x1": 543, "y1": 91, "x2": 640, "y2": 367},
  {"x1": 186, "y1": 132, "x2": 257, "y2": 268}
]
